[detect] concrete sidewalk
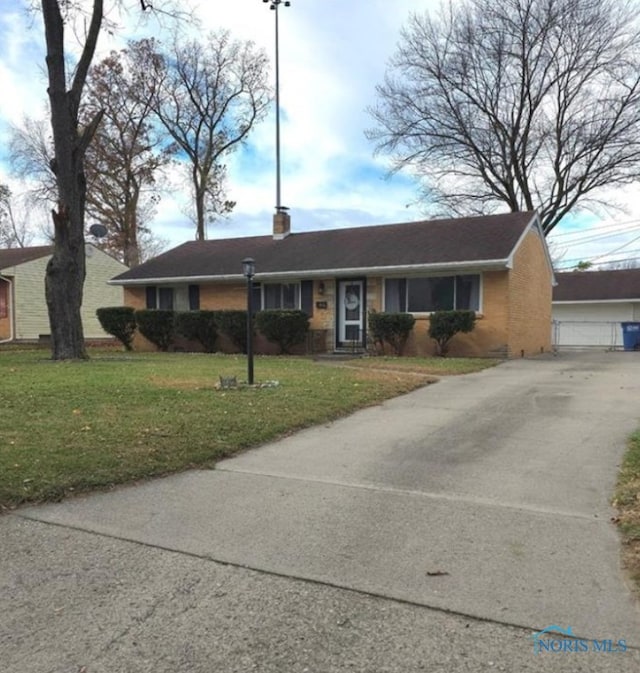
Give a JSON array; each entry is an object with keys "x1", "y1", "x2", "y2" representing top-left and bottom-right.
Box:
[{"x1": 3, "y1": 351, "x2": 640, "y2": 671}]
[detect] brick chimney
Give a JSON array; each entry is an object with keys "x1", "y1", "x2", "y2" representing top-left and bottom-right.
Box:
[{"x1": 273, "y1": 208, "x2": 291, "y2": 240}]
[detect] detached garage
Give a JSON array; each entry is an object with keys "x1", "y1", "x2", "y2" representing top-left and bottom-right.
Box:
[{"x1": 552, "y1": 269, "x2": 640, "y2": 348}]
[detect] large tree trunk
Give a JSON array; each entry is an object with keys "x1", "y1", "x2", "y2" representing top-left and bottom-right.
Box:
[
  {"x1": 41, "y1": 0, "x2": 104, "y2": 359},
  {"x1": 45, "y1": 205, "x2": 87, "y2": 359},
  {"x1": 194, "y1": 167, "x2": 206, "y2": 240}
]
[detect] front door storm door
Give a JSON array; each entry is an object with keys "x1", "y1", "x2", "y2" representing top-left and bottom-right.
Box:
[{"x1": 337, "y1": 279, "x2": 365, "y2": 348}]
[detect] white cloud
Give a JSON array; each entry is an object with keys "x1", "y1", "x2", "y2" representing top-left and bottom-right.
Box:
[{"x1": 3, "y1": 0, "x2": 640, "y2": 269}]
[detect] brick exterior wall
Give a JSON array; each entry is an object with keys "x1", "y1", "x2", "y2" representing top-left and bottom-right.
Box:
[
  {"x1": 401, "y1": 270, "x2": 511, "y2": 357},
  {"x1": 121, "y1": 226, "x2": 552, "y2": 357},
  {"x1": 397, "y1": 229, "x2": 551, "y2": 358},
  {"x1": 506, "y1": 228, "x2": 553, "y2": 356}
]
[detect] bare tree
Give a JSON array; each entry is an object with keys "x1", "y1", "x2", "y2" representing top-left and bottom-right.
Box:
[
  {"x1": 368, "y1": 0, "x2": 640, "y2": 235},
  {"x1": 0, "y1": 185, "x2": 35, "y2": 248},
  {"x1": 138, "y1": 32, "x2": 271, "y2": 240},
  {"x1": 9, "y1": 116, "x2": 56, "y2": 209},
  {"x1": 83, "y1": 42, "x2": 172, "y2": 267},
  {"x1": 40, "y1": 0, "x2": 109, "y2": 360},
  {"x1": 38, "y1": 0, "x2": 184, "y2": 359}
]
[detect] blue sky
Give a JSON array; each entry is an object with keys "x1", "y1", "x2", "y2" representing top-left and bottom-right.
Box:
[{"x1": 1, "y1": 0, "x2": 640, "y2": 269}]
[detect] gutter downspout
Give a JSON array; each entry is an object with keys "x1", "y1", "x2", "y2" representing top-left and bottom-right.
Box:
[{"x1": 0, "y1": 275, "x2": 14, "y2": 344}]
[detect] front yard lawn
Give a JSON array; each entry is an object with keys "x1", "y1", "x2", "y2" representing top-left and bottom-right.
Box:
[
  {"x1": 0, "y1": 350, "x2": 497, "y2": 509},
  {"x1": 342, "y1": 355, "x2": 500, "y2": 376}
]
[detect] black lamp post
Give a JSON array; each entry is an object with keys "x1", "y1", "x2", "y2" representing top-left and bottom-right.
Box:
[
  {"x1": 242, "y1": 257, "x2": 256, "y2": 385},
  {"x1": 263, "y1": 0, "x2": 291, "y2": 213}
]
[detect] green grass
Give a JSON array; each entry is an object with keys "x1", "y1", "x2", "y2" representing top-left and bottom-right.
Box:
[
  {"x1": 613, "y1": 431, "x2": 640, "y2": 582},
  {"x1": 1, "y1": 349, "x2": 494, "y2": 509},
  {"x1": 343, "y1": 355, "x2": 500, "y2": 376},
  {"x1": 0, "y1": 349, "x2": 499, "y2": 509}
]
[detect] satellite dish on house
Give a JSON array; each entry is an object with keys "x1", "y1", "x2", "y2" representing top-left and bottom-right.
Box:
[{"x1": 89, "y1": 224, "x2": 108, "y2": 239}]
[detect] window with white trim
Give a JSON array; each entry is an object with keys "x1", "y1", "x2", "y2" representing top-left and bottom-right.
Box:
[
  {"x1": 263, "y1": 282, "x2": 300, "y2": 309},
  {"x1": 385, "y1": 275, "x2": 480, "y2": 312}
]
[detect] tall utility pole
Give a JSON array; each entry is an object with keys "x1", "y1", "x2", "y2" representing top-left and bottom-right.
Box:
[{"x1": 263, "y1": 0, "x2": 291, "y2": 214}]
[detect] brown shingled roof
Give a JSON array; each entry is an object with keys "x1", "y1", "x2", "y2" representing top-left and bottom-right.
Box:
[
  {"x1": 0, "y1": 246, "x2": 53, "y2": 271},
  {"x1": 112, "y1": 212, "x2": 537, "y2": 283},
  {"x1": 554, "y1": 269, "x2": 640, "y2": 302}
]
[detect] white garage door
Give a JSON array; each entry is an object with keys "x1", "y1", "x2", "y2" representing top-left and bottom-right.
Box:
[{"x1": 552, "y1": 302, "x2": 636, "y2": 348}]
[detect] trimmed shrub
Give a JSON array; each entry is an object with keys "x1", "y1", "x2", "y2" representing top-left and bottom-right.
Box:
[
  {"x1": 96, "y1": 306, "x2": 136, "y2": 351},
  {"x1": 134, "y1": 309, "x2": 176, "y2": 351},
  {"x1": 368, "y1": 311, "x2": 416, "y2": 356},
  {"x1": 256, "y1": 310, "x2": 310, "y2": 354},
  {"x1": 214, "y1": 310, "x2": 249, "y2": 353},
  {"x1": 175, "y1": 311, "x2": 218, "y2": 352},
  {"x1": 428, "y1": 310, "x2": 476, "y2": 357}
]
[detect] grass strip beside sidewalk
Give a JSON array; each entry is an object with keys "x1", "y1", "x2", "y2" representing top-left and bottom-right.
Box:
[{"x1": 613, "y1": 431, "x2": 640, "y2": 587}]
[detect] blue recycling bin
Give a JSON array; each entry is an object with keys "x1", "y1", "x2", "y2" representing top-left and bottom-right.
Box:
[{"x1": 621, "y1": 322, "x2": 640, "y2": 351}]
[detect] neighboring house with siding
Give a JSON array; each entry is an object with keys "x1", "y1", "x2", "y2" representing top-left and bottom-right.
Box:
[
  {"x1": 0, "y1": 244, "x2": 128, "y2": 343},
  {"x1": 110, "y1": 211, "x2": 555, "y2": 357},
  {"x1": 552, "y1": 269, "x2": 640, "y2": 348}
]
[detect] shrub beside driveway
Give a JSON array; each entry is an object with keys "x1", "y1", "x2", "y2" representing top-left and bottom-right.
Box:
[{"x1": 0, "y1": 350, "x2": 498, "y2": 509}]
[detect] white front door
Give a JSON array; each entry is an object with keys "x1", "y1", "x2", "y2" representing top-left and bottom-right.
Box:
[{"x1": 337, "y1": 280, "x2": 364, "y2": 347}]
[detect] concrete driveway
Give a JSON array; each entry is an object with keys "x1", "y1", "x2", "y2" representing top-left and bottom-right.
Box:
[{"x1": 3, "y1": 351, "x2": 640, "y2": 672}]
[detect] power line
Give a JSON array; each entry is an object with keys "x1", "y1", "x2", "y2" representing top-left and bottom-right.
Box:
[
  {"x1": 555, "y1": 249, "x2": 640, "y2": 268},
  {"x1": 588, "y1": 232, "x2": 640, "y2": 263},
  {"x1": 550, "y1": 217, "x2": 640, "y2": 239},
  {"x1": 548, "y1": 222, "x2": 640, "y2": 246}
]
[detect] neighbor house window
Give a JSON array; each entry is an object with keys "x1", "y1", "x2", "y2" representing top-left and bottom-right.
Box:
[
  {"x1": 385, "y1": 275, "x2": 480, "y2": 312},
  {"x1": 0, "y1": 281, "x2": 8, "y2": 319},
  {"x1": 263, "y1": 283, "x2": 300, "y2": 309}
]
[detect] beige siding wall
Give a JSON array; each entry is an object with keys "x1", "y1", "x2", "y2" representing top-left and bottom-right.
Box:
[
  {"x1": 8, "y1": 255, "x2": 50, "y2": 340},
  {"x1": 6, "y1": 246, "x2": 127, "y2": 341},
  {"x1": 83, "y1": 247, "x2": 129, "y2": 337}
]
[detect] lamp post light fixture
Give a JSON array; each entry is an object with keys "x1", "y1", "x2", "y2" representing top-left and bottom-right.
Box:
[
  {"x1": 263, "y1": 0, "x2": 291, "y2": 213},
  {"x1": 242, "y1": 257, "x2": 256, "y2": 385}
]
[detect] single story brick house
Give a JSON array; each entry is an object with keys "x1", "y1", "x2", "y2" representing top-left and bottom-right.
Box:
[
  {"x1": 110, "y1": 211, "x2": 554, "y2": 357},
  {"x1": 0, "y1": 244, "x2": 128, "y2": 343},
  {"x1": 552, "y1": 269, "x2": 640, "y2": 348}
]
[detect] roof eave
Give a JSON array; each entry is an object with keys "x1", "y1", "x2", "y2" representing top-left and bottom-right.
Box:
[
  {"x1": 109, "y1": 258, "x2": 511, "y2": 285},
  {"x1": 507, "y1": 212, "x2": 557, "y2": 285}
]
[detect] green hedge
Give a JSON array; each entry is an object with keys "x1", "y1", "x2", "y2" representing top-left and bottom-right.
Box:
[
  {"x1": 256, "y1": 310, "x2": 310, "y2": 354},
  {"x1": 134, "y1": 310, "x2": 176, "y2": 352},
  {"x1": 368, "y1": 311, "x2": 416, "y2": 355},
  {"x1": 96, "y1": 306, "x2": 137, "y2": 350},
  {"x1": 175, "y1": 311, "x2": 218, "y2": 352},
  {"x1": 213, "y1": 310, "x2": 249, "y2": 353},
  {"x1": 428, "y1": 310, "x2": 476, "y2": 356}
]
